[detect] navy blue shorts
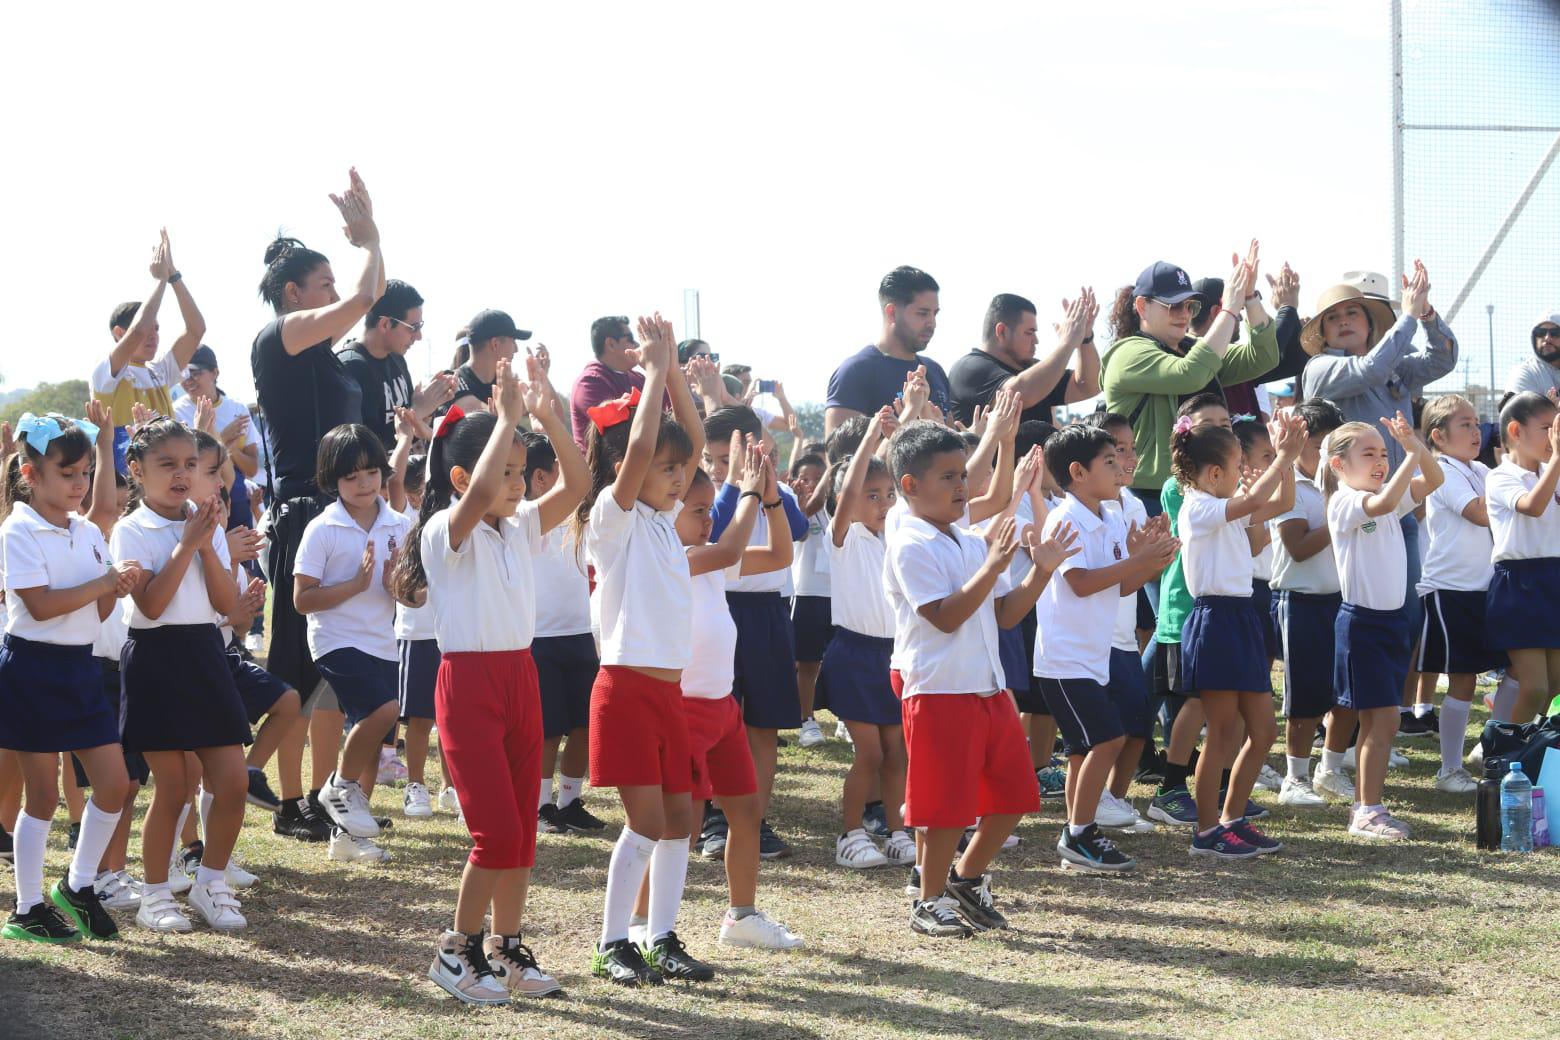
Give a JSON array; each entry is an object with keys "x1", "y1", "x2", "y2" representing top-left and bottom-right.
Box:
[
  {"x1": 122, "y1": 624, "x2": 251, "y2": 752},
  {"x1": 1250, "y1": 578, "x2": 1281, "y2": 660},
  {"x1": 0, "y1": 635, "x2": 117, "y2": 754},
  {"x1": 791, "y1": 595, "x2": 834, "y2": 664},
  {"x1": 1334, "y1": 601, "x2": 1410, "y2": 711},
  {"x1": 398, "y1": 638, "x2": 441, "y2": 721},
  {"x1": 1108, "y1": 647, "x2": 1151, "y2": 739},
  {"x1": 817, "y1": 627, "x2": 899, "y2": 726},
  {"x1": 73, "y1": 659, "x2": 149, "y2": 787},
  {"x1": 727, "y1": 591, "x2": 801, "y2": 729},
  {"x1": 533, "y1": 632, "x2": 597, "y2": 738},
  {"x1": 1487, "y1": 558, "x2": 1560, "y2": 651},
  {"x1": 227, "y1": 646, "x2": 293, "y2": 725},
  {"x1": 997, "y1": 620, "x2": 1030, "y2": 696},
  {"x1": 1181, "y1": 596, "x2": 1272, "y2": 694},
  {"x1": 1418, "y1": 589, "x2": 1504, "y2": 675},
  {"x1": 314, "y1": 647, "x2": 399, "y2": 728},
  {"x1": 1274, "y1": 590, "x2": 1341, "y2": 718},
  {"x1": 1036, "y1": 675, "x2": 1125, "y2": 756}
]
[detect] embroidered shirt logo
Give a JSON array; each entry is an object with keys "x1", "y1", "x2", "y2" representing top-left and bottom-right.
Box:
[
  {"x1": 1361, "y1": 520, "x2": 1378, "y2": 533},
  {"x1": 1112, "y1": 542, "x2": 1123, "y2": 560}
]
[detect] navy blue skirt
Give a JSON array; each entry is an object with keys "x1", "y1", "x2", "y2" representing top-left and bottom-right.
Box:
[
  {"x1": 1487, "y1": 558, "x2": 1560, "y2": 651},
  {"x1": 1250, "y1": 578, "x2": 1281, "y2": 660},
  {"x1": 791, "y1": 595, "x2": 835, "y2": 664},
  {"x1": 1334, "y1": 602, "x2": 1410, "y2": 711},
  {"x1": 1274, "y1": 590, "x2": 1341, "y2": 719},
  {"x1": 816, "y1": 627, "x2": 899, "y2": 727},
  {"x1": 1180, "y1": 595, "x2": 1272, "y2": 693},
  {"x1": 0, "y1": 635, "x2": 118, "y2": 753},
  {"x1": 72, "y1": 659, "x2": 149, "y2": 787},
  {"x1": 122, "y1": 624, "x2": 252, "y2": 752}
]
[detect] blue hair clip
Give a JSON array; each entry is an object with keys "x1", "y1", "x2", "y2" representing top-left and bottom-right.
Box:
[
  {"x1": 15, "y1": 412, "x2": 98, "y2": 455},
  {"x1": 1231, "y1": 413, "x2": 1258, "y2": 423}
]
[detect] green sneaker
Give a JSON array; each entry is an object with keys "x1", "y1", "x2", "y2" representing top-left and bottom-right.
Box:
[
  {"x1": 641, "y1": 931, "x2": 715, "y2": 981},
  {"x1": 591, "y1": 938, "x2": 663, "y2": 986},
  {"x1": 50, "y1": 879, "x2": 119, "y2": 940},
  {"x1": 2, "y1": 902, "x2": 81, "y2": 944}
]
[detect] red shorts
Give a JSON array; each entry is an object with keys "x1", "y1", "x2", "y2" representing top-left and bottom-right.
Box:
[
  {"x1": 588, "y1": 666, "x2": 693, "y2": 794},
  {"x1": 435, "y1": 649, "x2": 543, "y2": 870},
  {"x1": 901, "y1": 691, "x2": 1040, "y2": 829},
  {"x1": 683, "y1": 695, "x2": 757, "y2": 802}
]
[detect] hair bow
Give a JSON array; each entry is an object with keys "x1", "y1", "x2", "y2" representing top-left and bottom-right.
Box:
[
  {"x1": 1172, "y1": 415, "x2": 1194, "y2": 436},
  {"x1": 1231, "y1": 413, "x2": 1257, "y2": 423},
  {"x1": 587, "y1": 387, "x2": 642, "y2": 434},
  {"x1": 431, "y1": 405, "x2": 466, "y2": 441},
  {"x1": 16, "y1": 412, "x2": 98, "y2": 456}
]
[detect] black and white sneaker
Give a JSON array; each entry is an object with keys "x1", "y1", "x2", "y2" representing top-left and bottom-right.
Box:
[
  {"x1": 246, "y1": 767, "x2": 282, "y2": 813},
  {"x1": 2, "y1": 902, "x2": 80, "y2": 944},
  {"x1": 50, "y1": 879, "x2": 118, "y2": 940},
  {"x1": 642, "y1": 931, "x2": 716, "y2": 982},
  {"x1": 273, "y1": 795, "x2": 331, "y2": 842},
  {"x1": 429, "y1": 929, "x2": 510, "y2": 1005},
  {"x1": 537, "y1": 804, "x2": 565, "y2": 835},
  {"x1": 178, "y1": 841, "x2": 204, "y2": 877},
  {"x1": 1397, "y1": 712, "x2": 1433, "y2": 737},
  {"x1": 903, "y1": 865, "x2": 922, "y2": 897},
  {"x1": 0, "y1": 823, "x2": 12, "y2": 863},
  {"x1": 1057, "y1": 824, "x2": 1136, "y2": 873},
  {"x1": 68, "y1": 822, "x2": 80, "y2": 850},
  {"x1": 557, "y1": 798, "x2": 607, "y2": 833},
  {"x1": 910, "y1": 896, "x2": 973, "y2": 938},
  {"x1": 862, "y1": 801, "x2": 890, "y2": 838},
  {"x1": 758, "y1": 819, "x2": 792, "y2": 860},
  {"x1": 945, "y1": 869, "x2": 1008, "y2": 931},
  {"x1": 699, "y1": 804, "x2": 728, "y2": 860},
  {"x1": 592, "y1": 938, "x2": 664, "y2": 986}
]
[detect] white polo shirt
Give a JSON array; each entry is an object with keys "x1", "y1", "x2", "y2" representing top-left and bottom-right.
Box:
[
  {"x1": 1179, "y1": 489, "x2": 1254, "y2": 598},
  {"x1": 110, "y1": 504, "x2": 232, "y2": 629},
  {"x1": 1487, "y1": 459, "x2": 1560, "y2": 563},
  {"x1": 173, "y1": 393, "x2": 261, "y2": 453},
  {"x1": 1268, "y1": 474, "x2": 1339, "y2": 594},
  {"x1": 884, "y1": 514, "x2": 1010, "y2": 698},
  {"x1": 1034, "y1": 493, "x2": 1127, "y2": 685},
  {"x1": 682, "y1": 553, "x2": 741, "y2": 700},
  {"x1": 1110, "y1": 490, "x2": 1148, "y2": 652},
  {"x1": 421, "y1": 501, "x2": 544, "y2": 654},
  {"x1": 830, "y1": 522, "x2": 894, "y2": 638},
  {"x1": 393, "y1": 504, "x2": 436, "y2": 643},
  {"x1": 1418, "y1": 457, "x2": 1494, "y2": 593},
  {"x1": 1327, "y1": 488, "x2": 1417, "y2": 610},
  {"x1": 587, "y1": 493, "x2": 691, "y2": 670},
  {"x1": 532, "y1": 525, "x2": 592, "y2": 639},
  {"x1": 295, "y1": 498, "x2": 411, "y2": 661},
  {"x1": 727, "y1": 485, "x2": 800, "y2": 594},
  {"x1": 0, "y1": 504, "x2": 112, "y2": 645},
  {"x1": 790, "y1": 509, "x2": 832, "y2": 598}
]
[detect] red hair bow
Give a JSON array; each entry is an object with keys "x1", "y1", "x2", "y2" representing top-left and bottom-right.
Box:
[
  {"x1": 432, "y1": 404, "x2": 466, "y2": 441},
  {"x1": 587, "y1": 387, "x2": 641, "y2": 434}
]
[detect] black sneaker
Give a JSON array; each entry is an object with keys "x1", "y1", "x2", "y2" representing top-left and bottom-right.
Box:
[
  {"x1": 642, "y1": 931, "x2": 716, "y2": 982},
  {"x1": 910, "y1": 896, "x2": 973, "y2": 938},
  {"x1": 1398, "y1": 712, "x2": 1433, "y2": 737},
  {"x1": 68, "y1": 822, "x2": 80, "y2": 850},
  {"x1": 903, "y1": 865, "x2": 922, "y2": 897},
  {"x1": 0, "y1": 824, "x2": 11, "y2": 863},
  {"x1": 274, "y1": 796, "x2": 331, "y2": 842},
  {"x1": 2, "y1": 901, "x2": 80, "y2": 944},
  {"x1": 556, "y1": 798, "x2": 607, "y2": 833},
  {"x1": 1218, "y1": 791, "x2": 1270, "y2": 821},
  {"x1": 374, "y1": 816, "x2": 394, "y2": 831},
  {"x1": 1425, "y1": 709, "x2": 1441, "y2": 734},
  {"x1": 945, "y1": 869, "x2": 1008, "y2": 931},
  {"x1": 758, "y1": 819, "x2": 792, "y2": 860},
  {"x1": 246, "y1": 767, "x2": 282, "y2": 813},
  {"x1": 1056, "y1": 824, "x2": 1136, "y2": 872},
  {"x1": 699, "y1": 803, "x2": 728, "y2": 860},
  {"x1": 49, "y1": 879, "x2": 118, "y2": 940},
  {"x1": 179, "y1": 840, "x2": 204, "y2": 876},
  {"x1": 862, "y1": 801, "x2": 890, "y2": 838},
  {"x1": 592, "y1": 938, "x2": 664, "y2": 986},
  {"x1": 1135, "y1": 747, "x2": 1167, "y2": 784},
  {"x1": 538, "y1": 804, "x2": 565, "y2": 835}
]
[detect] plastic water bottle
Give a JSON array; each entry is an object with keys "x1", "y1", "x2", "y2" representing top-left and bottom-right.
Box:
[{"x1": 1500, "y1": 761, "x2": 1533, "y2": 853}]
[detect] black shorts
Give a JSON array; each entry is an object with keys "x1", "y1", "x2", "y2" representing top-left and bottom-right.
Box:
[
  {"x1": 71, "y1": 659, "x2": 149, "y2": 788},
  {"x1": 790, "y1": 595, "x2": 834, "y2": 664},
  {"x1": 228, "y1": 645, "x2": 294, "y2": 725},
  {"x1": 1036, "y1": 675, "x2": 1125, "y2": 756},
  {"x1": 260, "y1": 493, "x2": 326, "y2": 700},
  {"x1": 1417, "y1": 589, "x2": 1504, "y2": 676},
  {"x1": 533, "y1": 633, "x2": 598, "y2": 738}
]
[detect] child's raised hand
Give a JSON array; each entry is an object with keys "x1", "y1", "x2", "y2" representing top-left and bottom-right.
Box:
[
  {"x1": 726, "y1": 430, "x2": 748, "y2": 486},
  {"x1": 982, "y1": 514, "x2": 1020, "y2": 567},
  {"x1": 394, "y1": 406, "x2": 432, "y2": 443},
  {"x1": 739, "y1": 441, "x2": 765, "y2": 496},
  {"x1": 1380, "y1": 410, "x2": 1420, "y2": 452},
  {"x1": 240, "y1": 576, "x2": 267, "y2": 614},
  {"x1": 149, "y1": 229, "x2": 174, "y2": 282},
  {"x1": 382, "y1": 536, "x2": 400, "y2": 594},
  {"x1": 1273, "y1": 411, "x2": 1307, "y2": 460},
  {"x1": 759, "y1": 444, "x2": 780, "y2": 501},
  {"x1": 636, "y1": 314, "x2": 673, "y2": 371},
  {"x1": 182, "y1": 495, "x2": 220, "y2": 545},
  {"x1": 988, "y1": 388, "x2": 1021, "y2": 441},
  {"x1": 1549, "y1": 410, "x2": 1560, "y2": 459},
  {"x1": 355, "y1": 539, "x2": 377, "y2": 592},
  {"x1": 84, "y1": 399, "x2": 110, "y2": 434},
  {"x1": 491, "y1": 358, "x2": 528, "y2": 428},
  {"x1": 1014, "y1": 445, "x2": 1044, "y2": 500},
  {"x1": 109, "y1": 560, "x2": 142, "y2": 597},
  {"x1": 130, "y1": 402, "x2": 155, "y2": 432},
  {"x1": 1030, "y1": 520, "x2": 1080, "y2": 573},
  {"x1": 225, "y1": 525, "x2": 264, "y2": 564}
]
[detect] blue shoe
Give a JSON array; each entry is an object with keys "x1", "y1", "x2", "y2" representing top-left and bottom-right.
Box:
[
  {"x1": 1189, "y1": 823, "x2": 1261, "y2": 860},
  {"x1": 1056, "y1": 824, "x2": 1135, "y2": 872},
  {"x1": 863, "y1": 801, "x2": 890, "y2": 838},
  {"x1": 1147, "y1": 787, "x2": 1197, "y2": 827},
  {"x1": 1035, "y1": 766, "x2": 1067, "y2": 798},
  {"x1": 1226, "y1": 817, "x2": 1283, "y2": 855}
]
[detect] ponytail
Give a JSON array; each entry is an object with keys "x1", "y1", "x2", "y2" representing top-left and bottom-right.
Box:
[
  {"x1": 0, "y1": 454, "x2": 27, "y2": 524},
  {"x1": 393, "y1": 409, "x2": 502, "y2": 602},
  {"x1": 1315, "y1": 421, "x2": 1375, "y2": 498},
  {"x1": 568, "y1": 407, "x2": 693, "y2": 556}
]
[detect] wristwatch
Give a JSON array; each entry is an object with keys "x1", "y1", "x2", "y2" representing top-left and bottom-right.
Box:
[
  {"x1": 168, "y1": 270, "x2": 183, "y2": 285},
  {"x1": 1244, "y1": 289, "x2": 1261, "y2": 303},
  {"x1": 763, "y1": 499, "x2": 783, "y2": 510}
]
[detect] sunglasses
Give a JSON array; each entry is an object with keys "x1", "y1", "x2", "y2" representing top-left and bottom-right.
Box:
[
  {"x1": 1538, "y1": 326, "x2": 1560, "y2": 339},
  {"x1": 389, "y1": 316, "x2": 425, "y2": 333},
  {"x1": 1151, "y1": 297, "x2": 1203, "y2": 318}
]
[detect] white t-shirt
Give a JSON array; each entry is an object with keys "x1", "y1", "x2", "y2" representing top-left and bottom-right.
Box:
[
  {"x1": 173, "y1": 393, "x2": 261, "y2": 452},
  {"x1": 830, "y1": 523, "x2": 894, "y2": 638},
  {"x1": 110, "y1": 504, "x2": 232, "y2": 629},
  {"x1": 1268, "y1": 474, "x2": 1339, "y2": 594},
  {"x1": 1486, "y1": 460, "x2": 1560, "y2": 563},
  {"x1": 0, "y1": 505, "x2": 112, "y2": 645},
  {"x1": 1327, "y1": 488, "x2": 1418, "y2": 610},
  {"x1": 1110, "y1": 490, "x2": 1148, "y2": 652},
  {"x1": 393, "y1": 504, "x2": 435, "y2": 642},
  {"x1": 1034, "y1": 494, "x2": 1127, "y2": 685},
  {"x1": 1418, "y1": 457, "x2": 1494, "y2": 594},
  {"x1": 884, "y1": 514, "x2": 1010, "y2": 698},
  {"x1": 1179, "y1": 489, "x2": 1254, "y2": 598},
  {"x1": 727, "y1": 485, "x2": 799, "y2": 594},
  {"x1": 295, "y1": 498, "x2": 410, "y2": 662},
  {"x1": 532, "y1": 525, "x2": 593, "y2": 639},
  {"x1": 586, "y1": 493, "x2": 690, "y2": 670},
  {"x1": 421, "y1": 501, "x2": 545, "y2": 654},
  {"x1": 790, "y1": 509, "x2": 832, "y2": 598},
  {"x1": 682, "y1": 553, "x2": 741, "y2": 700}
]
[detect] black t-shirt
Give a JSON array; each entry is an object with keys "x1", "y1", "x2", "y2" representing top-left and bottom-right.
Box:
[
  {"x1": 251, "y1": 317, "x2": 364, "y2": 502},
  {"x1": 337, "y1": 341, "x2": 412, "y2": 448},
  {"x1": 947, "y1": 348, "x2": 1071, "y2": 426},
  {"x1": 451, "y1": 364, "x2": 493, "y2": 409}
]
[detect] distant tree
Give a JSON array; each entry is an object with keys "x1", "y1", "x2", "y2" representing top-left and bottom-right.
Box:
[
  {"x1": 793, "y1": 401, "x2": 825, "y2": 442},
  {"x1": 0, "y1": 380, "x2": 91, "y2": 425}
]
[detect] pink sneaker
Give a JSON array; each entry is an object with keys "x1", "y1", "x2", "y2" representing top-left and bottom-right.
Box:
[{"x1": 1348, "y1": 808, "x2": 1411, "y2": 841}]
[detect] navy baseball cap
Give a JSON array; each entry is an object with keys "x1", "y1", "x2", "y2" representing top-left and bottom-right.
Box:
[
  {"x1": 467, "y1": 309, "x2": 532, "y2": 343},
  {"x1": 185, "y1": 345, "x2": 219, "y2": 371},
  {"x1": 1132, "y1": 262, "x2": 1197, "y2": 304},
  {"x1": 1189, "y1": 277, "x2": 1225, "y2": 309}
]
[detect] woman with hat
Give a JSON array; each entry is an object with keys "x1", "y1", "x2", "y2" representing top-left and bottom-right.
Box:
[{"x1": 1504, "y1": 311, "x2": 1560, "y2": 398}]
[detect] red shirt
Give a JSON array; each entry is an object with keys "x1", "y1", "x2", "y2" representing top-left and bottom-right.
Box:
[{"x1": 569, "y1": 361, "x2": 647, "y2": 449}]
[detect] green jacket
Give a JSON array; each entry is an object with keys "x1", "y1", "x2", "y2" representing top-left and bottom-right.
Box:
[
  {"x1": 1101, "y1": 320, "x2": 1280, "y2": 491},
  {"x1": 1154, "y1": 476, "x2": 1189, "y2": 644}
]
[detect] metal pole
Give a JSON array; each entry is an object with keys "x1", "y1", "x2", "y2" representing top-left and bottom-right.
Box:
[
  {"x1": 1487, "y1": 304, "x2": 1496, "y2": 413},
  {"x1": 1391, "y1": 0, "x2": 1405, "y2": 292},
  {"x1": 683, "y1": 289, "x2": 702, "y2": 342},
  {"x1": 1446, "y1": 129, "x2": 1560, "y2": 324}
]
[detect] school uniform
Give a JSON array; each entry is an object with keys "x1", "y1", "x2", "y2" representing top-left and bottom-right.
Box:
[
  {"x1": 584, "y1": 493, "x2": 692, "y2": 795},
  {"x1": 1107, "y1": 491, "x2": 1151, "y2": 739},
  {"x1": 721, "y1": 486, "x2": 803, "y2": 730},
  {"x1": 531, "y1": 524, "x2": 597, "y2": 739},
  {"x1": 395, "y1": 505, "x2": 440, "y2": 723},
  {"x1": 110, "y1": 505, "x2": 251, "y2": 752},
  {"x1": 1417, "y1": 458, "x2": 1501, "y2": 673},
  {"x1": 1485, "y1": 460, "x2": 1560, "y2": 651},
  {"x1": 681, "y1": 553, "x2": 758, "y2": 803},
  {"x1": 886, "y1": 513, "x2": 1039, "y2": 829},
  {"x1": 1033, "y1": 494, "x2": 1131, "y2": 754},
  {"x1": 816, "y1": 523, "x2": 898, "y2": 726},
  {"x1": 74, "y1": 590, "x2": 148, "y2": 786},
  {"x1": 1269, "y1": 474, "x2": 1342, "y2": 719},
  {"x1": 987, "y1": 495, "x2": 1041, "y2": 712},
  {"x1": 0, "y1": 505, "x2": 118, "y2": 754},
  {"x1": 790, "y1": 509, "x2": 834, "y2": 665},
  {"x1": 422, "y1": 502, "x2": 547, "y2": 871},
  {"x1": 1328, "y1": 488, "x2": 1417, "y2": 710},
  {"x1": 294, "y1": 498, "x2": 411, "y2": 726},
  {"x1": 1250, "y1": 542, "x2": 1281, "y2": 660},
  {"x1": 1178, "y1": 489, "x2": 1270, "y2": 693}
]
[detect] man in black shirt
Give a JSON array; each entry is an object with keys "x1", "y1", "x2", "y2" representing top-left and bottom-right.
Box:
[
  {"x1": 449, "y1": 309, "x2": 529, "y2": 414},
  {"x1": 949, "y1": 292, "x2": 1101, "y2": 427},
  {"x1": 337, "y1": 280, "x2": 454, "y2": 446}
]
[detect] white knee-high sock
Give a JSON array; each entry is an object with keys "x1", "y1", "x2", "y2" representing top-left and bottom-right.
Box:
[
  {"x1": 198, "y1": 785, "x2": 214, "y2": 841},
  {"x1": 68, "y1": 801, "x2": 123, "y2": 893},
  {"x1": 1440, "y1": 697, "x2": 1473, "y2": 773},
  {"x1": 13, "y1": 813, "x2": 51, "y2": 913},
  {"x1": 558, "y1": 775, "x2": 583, "y2": 807},
  {"x1": 599, "y1": 828, "x2": 655, "y2": 948},
  {"x1": 174, "y1": 801, "x2": 193, "y2": 852},
  {"x1": 538, "y1": 777, "x2": 553, "y2": 812},
  {"x1": 1491, "y1": 674, "x2": 1519, "y2": 722},
  {"x1": 646, "y1": 837, "x2": 691, "y2": 944}
]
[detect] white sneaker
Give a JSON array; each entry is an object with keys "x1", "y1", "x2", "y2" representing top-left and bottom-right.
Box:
[
  {"x1": 883, "y1": 829, "x2": 917, "y2": 865},
  {"x1": 319, "y1": 773, "x2": 380, "y2": 838},
  {"x1": 1388, "y1": 747, "x2": 1409, "y2": 769},
  {"x1": 719, "y1": 909, "x2": 804, "y2": 949},
  {"x1": 1435, "y1": 766, "x2": 1478, "y2": 794},
  {"x1": 1279, "y1": 776, "x2": 1326, "y2": 807},
  {"x1": 484, "y1": 933, "x2": 561, "y2": 997},
  {"x1": 429, "y1": 930, "x2": 511, "y2": 1005},
  {"x1": 330, "y1": 827, "x2": 393, "y2": 864},
  {"x1": 1255, "y1": 764, "x2": 1283, "y2": 793},
  {"x1": 224, "y1": 855, "x2": 259, "y2": 889},
  {"x1": 438, "y1": 786, "x2": 462, "y2": 815},
  {"x1": 167, "y1": 855, "x2": 192, "y2": 895},
  {"x1": 834, "y1": 720, "x2": 853, "y2": 743},
  {"x1": 403, "y1": 781, "x2": 433, "y2": 818},
  {"x1": 798, "y1": 718, "x2": 825, "y2": 747},
  {"x1": 95, "y1": 870, "x2": 143, "y2": 911},
  {"x1": 835, "y1": 829, "x2": 888, "y2": 869},
  {"x1": 1313, "y1": 768, "x2": 1356, "y2": 802},
  {"x1": 1095, "y1": 792, "x2": 1139, "y2": 829},
  {"x1": 1349, "y1": 807, "x2": 1412, "y2": 841},
  {"x1": 136, "y1": 890, "x2": 193, "y2": 933},
  {"x1": 189, "y1": 879, "x2": 247, "y2": 931},
  {"x1": 377, "y1": 748, "x2": 409, "y2": 785},
  {"x1": 1342, "y1": 746, "x2": 1357, "y2": 772},
  {"x1": 244, "y1": 632, "x2": 265, "y2": 654},
  {"x1": 1467, "y1": 742, "x2": 1485, "y2": 769}
]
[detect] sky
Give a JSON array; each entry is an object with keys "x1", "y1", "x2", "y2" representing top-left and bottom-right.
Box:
[{"x1": 9, "y1": 0, "x2": 1542, "y2": 413}]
